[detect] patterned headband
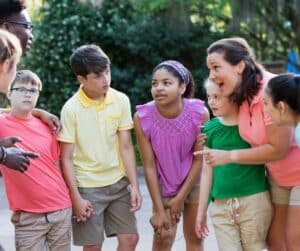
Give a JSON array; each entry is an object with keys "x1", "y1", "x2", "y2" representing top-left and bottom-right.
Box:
[{"x1": 158, "y1": 60, "x2": 190, "y2": 85}]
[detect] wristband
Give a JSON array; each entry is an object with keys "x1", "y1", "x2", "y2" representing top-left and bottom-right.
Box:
[{"x1": 0, "y1": 146, "x2": 7, "y2": 164}]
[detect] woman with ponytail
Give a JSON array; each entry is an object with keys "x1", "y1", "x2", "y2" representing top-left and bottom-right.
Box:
[{"x1": 195, "y1": 37, "x2": 300, "y2": 251}]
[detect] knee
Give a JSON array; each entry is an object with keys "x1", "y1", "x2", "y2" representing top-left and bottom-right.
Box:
[
  {"x1": 119, "y1": 234, "x2": 139, "y2": 249},
  {"x1": 184, "y1": 231, "x2": 203, "y2": 247},
  {"x1": 156, "y1": 231, "x2": 175, "y2": 249}
]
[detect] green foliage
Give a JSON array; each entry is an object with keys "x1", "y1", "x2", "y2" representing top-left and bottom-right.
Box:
[
  {"x1": 22, "y1": 0, "x2": 222, "y2": 115},
  {"x1": 21, "y1": 0, "x2": 223, "y2": 163}
]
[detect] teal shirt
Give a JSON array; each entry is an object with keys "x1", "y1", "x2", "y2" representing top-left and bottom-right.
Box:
[{"x1": 203, "y1": 118, "x2": 268, "y2": 199}]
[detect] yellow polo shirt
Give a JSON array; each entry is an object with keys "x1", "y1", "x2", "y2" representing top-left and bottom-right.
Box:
[{"x1": 58, "y1": 87, "x2": 133, "y2": 187}]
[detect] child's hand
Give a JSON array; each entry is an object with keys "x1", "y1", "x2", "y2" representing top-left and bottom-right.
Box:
[
  {"x1": 195, "y1": 132, "x2": 207, "y2": 150},
  {"x1": 195, "y1": 211, "x2": 209, "y2": 239},
  {"x1": 150, "y1": 211, "x2": 169, "y2": 242},
  {"x1": 73, "y1": 197, "x2": 93, "y2": 222},
  {"x1": 41, "y1": 112, "x2": 61, "y2": 134},
  {"x1": 194, "y1": 148, "x2": 230, "y2": 167},
  {"x1": 166, "y1": 197, "x2": 184, "y2": 226},
  {"x1": 130, "y1": 186, "x2": 142, "y2": 212}
]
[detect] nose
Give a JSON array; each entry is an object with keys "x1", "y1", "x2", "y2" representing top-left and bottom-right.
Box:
[
  {"x1": 156, "y1": 82, "x2": 164, "y2": 90},
  {"x1": 208, "y1": 71, "x2": 215, "y2": 81}
]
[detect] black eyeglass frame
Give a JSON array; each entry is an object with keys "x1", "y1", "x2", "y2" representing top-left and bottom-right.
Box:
[
  {"x1": 5, "y1": 20, "x2": 33, "y2": 30},
  {"x1": 10, "y1": 87, "x2": 40, "y2": 95}
]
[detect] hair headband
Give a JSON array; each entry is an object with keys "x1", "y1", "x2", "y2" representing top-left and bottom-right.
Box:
[{"x1": 158, "y1": 60, "x2": 190, "y2": 85}]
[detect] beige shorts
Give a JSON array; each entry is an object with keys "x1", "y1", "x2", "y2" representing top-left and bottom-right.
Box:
[
  {"x1": 11, "y1": 207, "x2": 72, "y2": 251},
  {"x1": 269, "y1": 179, "x2": 300, "y2": 205},
  {"x1": 209, "y1": 191, "x2": 273, "y2": 251},
  {"x1": 161, "y1": 183, "x2": 200, "y2": 207},
  {"x1": 73, "y1": 177, "x2": 138, "y2": 246}
]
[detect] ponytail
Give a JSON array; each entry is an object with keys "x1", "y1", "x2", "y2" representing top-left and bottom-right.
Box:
[{"x1": 183, "y1": 71, "x2": 195, "y2": 98}]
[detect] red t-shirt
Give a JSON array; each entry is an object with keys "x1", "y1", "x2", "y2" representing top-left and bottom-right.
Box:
[{"x1": 0, "y1": 113, "x2": 71, "y2": 212}]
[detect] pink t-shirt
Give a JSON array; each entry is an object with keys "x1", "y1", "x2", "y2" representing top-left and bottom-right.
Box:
[
  {"x1": 136, "y1": 99, "x2": 206, "y2": 196},
  {"x1": 238, "y1": 71, "x2": 300, "y2": 186},
  {"x1": 0, "y1": 114, "x2": 71, "y2": 212}
]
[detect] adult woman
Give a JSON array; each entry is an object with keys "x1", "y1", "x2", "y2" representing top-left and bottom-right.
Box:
[{"x1": 198, "y1": 37, "x2": 300, "y2": 251}]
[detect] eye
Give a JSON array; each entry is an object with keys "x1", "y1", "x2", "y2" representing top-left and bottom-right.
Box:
[
  {"x1": 164, "y1": 81, "x2": 172, "y2": 86},
  {"x1": 151, "y1": 81, "x2": 158, "y2": 87}
]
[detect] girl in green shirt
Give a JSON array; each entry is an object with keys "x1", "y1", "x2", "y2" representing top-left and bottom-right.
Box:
[{"x1": 195, "y1": 79, "x2": 272, "y2": 251}]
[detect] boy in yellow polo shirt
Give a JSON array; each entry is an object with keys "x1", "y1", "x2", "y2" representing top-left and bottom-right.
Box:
[{"x1": 58, "y1": 44, "x2": 142, "y2": 251}]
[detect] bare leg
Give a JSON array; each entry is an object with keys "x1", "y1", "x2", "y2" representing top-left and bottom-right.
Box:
[
  {"x1": 183, "y1": 203, "x2": 203, "y2": 251},
  {"x1": 267, "y1": 203, "x2": 288, "y2": 251}
]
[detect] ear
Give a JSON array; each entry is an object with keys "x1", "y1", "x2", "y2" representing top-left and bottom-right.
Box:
[
  {"x1": 179, "y1": 83, "x2": 186, "y2": 95},
  {"x1": 0, "y1": 59, "x2": 11, "y2": 74},
  {"x1": 1, "y1": 22, "x2": 14, "y2": 33},
  {"x1": 277, "y1": 101, "x2": 287, "y2": 114},
  {"x1": 236, "y1": 60, "x2": 246, "y2": 75},
  {"x1": 76, "y1": 75, "x2": 85, "y2": 84}
]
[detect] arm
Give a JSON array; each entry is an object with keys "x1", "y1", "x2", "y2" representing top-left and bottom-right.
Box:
[
  {"x1": 118, "y1": 129, "x2": 142, "y2": 212},
  {"x1": 195, "y1": 152, "x2": 212, "y2": 239},
  {"x1": 31, "y1": 108, "x2": 61, "y2": 133},
  {"x1": 195, "y1": 124, "x2": 291, "y2": 166},
  {"x1": 167, "y1": 108, "x2": 210, "y2": 225},
  {"x1": 60, "y1": 142, "x2": 93, "y2": 222},
  {"x1": 134, "y1": 114, "x2": 169, "y2": 234}
]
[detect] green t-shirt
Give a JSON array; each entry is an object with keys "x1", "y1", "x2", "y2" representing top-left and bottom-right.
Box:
[{"x1": 203, "y1": 118, "x2": 268, "y2": 199}]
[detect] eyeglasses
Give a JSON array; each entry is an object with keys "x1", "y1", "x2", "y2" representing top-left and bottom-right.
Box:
[
  {"x1": 5, "y1": 21, "x2": 33, "y2": 31},
  {"x1": 11, "y1": 87, "x2": 40, "y2": 95}
]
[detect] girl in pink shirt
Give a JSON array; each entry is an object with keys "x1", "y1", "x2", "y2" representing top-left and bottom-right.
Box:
[
  {"x1": 264, "y1": 74, "x2": 300, "y2": 146},
  {"x1": 198, "y1": 37, "x2": 300, "y2": 251},
  {"x1": 134, "y1": 60, "x2": 209, "y2": 251}
]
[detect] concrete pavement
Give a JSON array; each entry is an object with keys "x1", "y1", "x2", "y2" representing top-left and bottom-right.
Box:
[{"x1": 0, "y1": 172, "x2": 218, "y2": 251}]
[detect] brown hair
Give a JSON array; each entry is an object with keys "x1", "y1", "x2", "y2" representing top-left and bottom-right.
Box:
[
  {"x1": 70, "y1": 44, "x2": 110, "y2": 78},
  {"x1": 11, "y1": 70, "x2": 42, "y2": 90},
  {"x1": 207, "y1": 37, "x2": 263, "y2": 105}
]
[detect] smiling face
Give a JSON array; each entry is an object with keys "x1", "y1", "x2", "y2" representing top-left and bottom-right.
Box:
[
  {"x1": 151, "y1": 68, "x2": 186, "y2": 106},
  {"x1": 206, "y1": 52, "x2": 244, "y2": 97}
]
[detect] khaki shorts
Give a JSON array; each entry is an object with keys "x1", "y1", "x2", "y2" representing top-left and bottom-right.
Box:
[
  {"x1": 209, "y1": 191, "x2": 273, "y2": 251},
  {"x1": 161, "y1": 183, "x2": 200, "y2": 207},
  {"x1": 73, "y1": 177, "x2": 138, "y2": 246},
  {"x1": 11, "y1": 207, "x2": 72, "y2": 251},
  {"x1": 269, "y1": 179, "x2": 300, "y2": 205}
]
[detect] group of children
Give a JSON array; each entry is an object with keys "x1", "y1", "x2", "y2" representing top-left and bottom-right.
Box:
[{"x1": 1, "y1": 26, "x2": 300, "y2": 251}]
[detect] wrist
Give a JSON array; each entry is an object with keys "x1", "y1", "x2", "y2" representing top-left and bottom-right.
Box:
[
  {"x1": 229, "y1": 150, "x2": 236, "y2": 163},
  {"x1": 0, "y1": 146, "x2": 7, "y2": 164}
]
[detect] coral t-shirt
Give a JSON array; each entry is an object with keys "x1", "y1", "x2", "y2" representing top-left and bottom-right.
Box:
[
  {"x1": 0, "y1": 114, "x2": 71, "y2": 212},
  {"x1": 239, "y1": 71, "x2": 300, "y2": 186}
]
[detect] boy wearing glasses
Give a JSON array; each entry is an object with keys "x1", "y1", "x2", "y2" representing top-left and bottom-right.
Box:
[
  {"x1": 0, "y1": 70, "x2": 72, "y2": 251},
  {"x1": 58, "y1": 44, "x2": 141, "y2": 251}
]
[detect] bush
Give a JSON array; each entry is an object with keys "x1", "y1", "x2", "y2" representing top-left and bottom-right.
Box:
[
  {"x1": 22, "y1": 0, "x2": 223, "y2": 164},
  {"x1": 23, "y1": 0, "x2": 222, "y2": 114}
]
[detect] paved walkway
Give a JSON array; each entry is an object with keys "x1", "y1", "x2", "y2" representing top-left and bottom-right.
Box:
[{"x1": 0, "y1": 173, "x2": 218, "y2": 250}]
